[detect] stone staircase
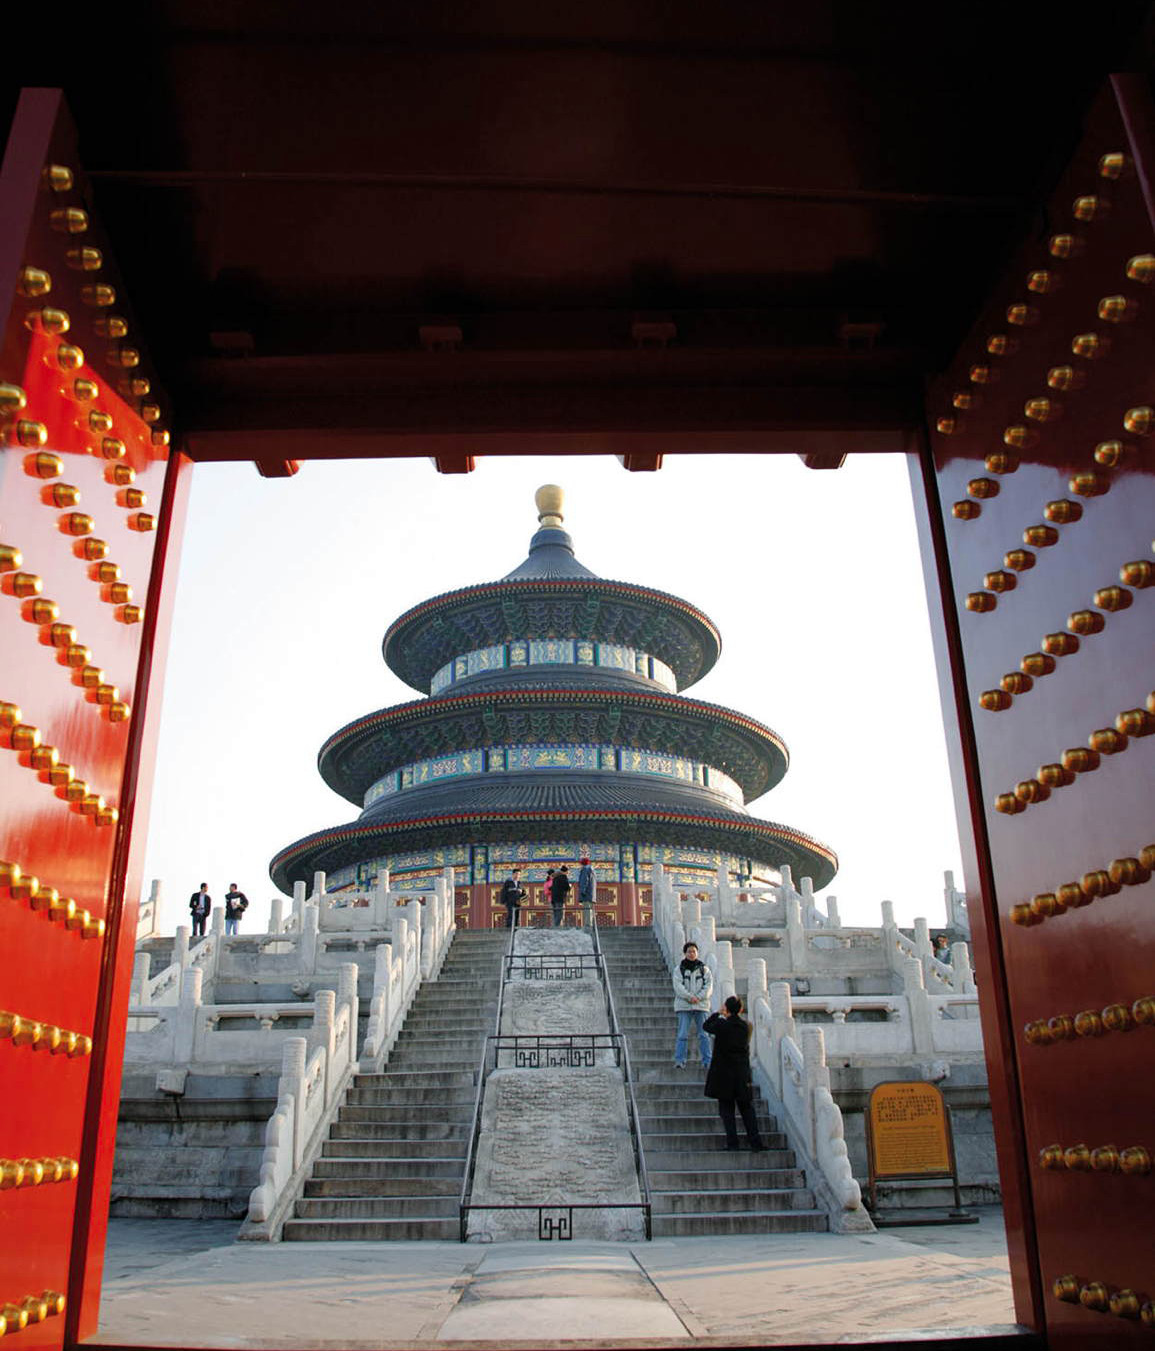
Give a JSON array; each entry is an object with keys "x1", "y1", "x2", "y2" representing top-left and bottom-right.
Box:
[
  {"x1": 112, "y1": 1073, "x2": 276, "y2": 1218},
  {"x1": 282, "y1": 928, "x2": 507, "y2": 1240},
  {"x1": 599, "y1": 928, "x2": 828, "y2": 1236}
]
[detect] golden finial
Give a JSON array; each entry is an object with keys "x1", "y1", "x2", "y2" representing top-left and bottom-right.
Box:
[{"x1": 534, "y1": 484, "x2": 564, "y2": 528}]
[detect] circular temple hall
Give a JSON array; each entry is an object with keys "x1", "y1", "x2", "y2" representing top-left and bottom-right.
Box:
[{"x1": 270, "y1": 486, "x2": 836, "y2": 926}]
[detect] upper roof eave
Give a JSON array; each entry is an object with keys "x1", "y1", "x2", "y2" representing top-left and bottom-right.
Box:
[{"x1": 381, "y1": 576, "x2": 722, "y2": 692}]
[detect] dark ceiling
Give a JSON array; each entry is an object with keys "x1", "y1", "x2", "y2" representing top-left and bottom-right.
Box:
[{"x1": 8, "y1": 2, "x2": 1153, "y2": 471}]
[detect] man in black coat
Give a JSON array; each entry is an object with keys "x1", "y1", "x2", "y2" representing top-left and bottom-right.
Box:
[
  {"x1": 704, "y1": 996, "x2": 766, "y2": 1151},
  {"x1": 500, "y1": 868, "x2": 527, "y2": 929},
  {"x1": 550, "y1": 865, "x2": 571, "y2": 927},
  {"x1": 189, "y1": 883, "x2": 212, "y2": 938}
]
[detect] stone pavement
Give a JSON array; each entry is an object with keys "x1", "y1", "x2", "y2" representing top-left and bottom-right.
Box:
[{"x1": 94, "y1": 1209, "x2": 1017, "y2": 1347}]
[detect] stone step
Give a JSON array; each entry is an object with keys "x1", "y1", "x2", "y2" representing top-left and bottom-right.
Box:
[
  {"x1": 282, "y1": 1217, "x2": 460, "y2": 1241},
  {"x1": 649, "y1": 1167, "x2": 805, "y2": 1191},
  {"x1": 110, "y1": 1187, "x2": 248, "y2": 1220},
  {"x1": 637, "y1": 1102, "x2": 783, "y2": 1124},
  {"x1": 651, "y1": 1188, "x2": 816, "y2": 1215},
  {"x1": 639, "y1": 1130, "x2": 788, "y2": 1152},
  {"x1": 345, "y1": 1086, "x2": 477, "y2": 1107},
  {"x1": 386, "y1": 1051, "x2": 484, "y2": 1069},
  {"x1": 295, "y1": 1195, "x2": 460, "y2": 1219},
  {"x1": 336, "y1": 1114, "x2": 472, "y2": 1140},
  {"x1": 311, "y1": 1157, "x2": 464, "y2": 1180},
  {"x1": 638, "y1": 1113, "x2": 774, "y2": 1134},
  {"x1": 388, "y1": 1037, "x2": 487, "y2": 1055},
  {"x1": 337, "y1": 1103, "x2": 474, "y2": 1124},
  {"x1": 352, "y1": 1070, "x2": 476, "y2": 1088},
  {"x1": 304, "y1": 1175, "x2": 461, "y2": 1198},
  {"x1": 328, "y1": 1126, "x2": 470, "y2": 1152},
  {"x1": 643, "y1": 1147, "x2": 796, "y2": 1170},
  {"x1": 651, "y1": 1210, "x2": 827, "y2": 1237},
  {"x1": 321, "y1": 1138, "x2": 468, "y2": 1160},
  {"x1": 111, "y1": 1150, "x2": 261, "y2": 1186}
]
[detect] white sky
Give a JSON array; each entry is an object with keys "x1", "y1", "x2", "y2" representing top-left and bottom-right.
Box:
[{"x1": 141, "y1": 452, "x2": 964, "y2": 935}]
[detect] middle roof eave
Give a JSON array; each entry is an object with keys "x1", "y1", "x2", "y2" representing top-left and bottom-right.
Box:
[{"x1": 318, "y1": 684, "x2": 789, "y2": 806}]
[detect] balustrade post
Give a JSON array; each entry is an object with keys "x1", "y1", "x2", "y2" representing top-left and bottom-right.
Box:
[
  {"x1": 301, "y1": 905, "x2": 320, "y2": 973},
  {"x1": 292, "y1": 880, "x2": 306, "y2": 929},
  {"x1": 174, "y1": 925, "x2": 190, "y2": 968},
  {"x1": 131, "y1": 951, "x2": 151, "y2": 1002},
  {"x1": 944, "y1": 869, "x2": 970, "y2": 937},
  {"x1": 747, "y1": 957, "x2": 768, "y2": 1004},
  {"x1": 714, "y1": 939, "x2": 735, "y2": 1006},
  {"x1": 825, "y1": 895, "x2": 840, "y2": 928},
  {"x1": 799, "y1": 873, "x2": 815, "y2": 924},
  {"x1": 370, "y1": 941, "x2": 393, "y2": 1056},
  {"x1": 311, "y1": 871, "x2": 327, "y2": 904},
  {"x1": 800, "y1": 1025, "x2": 830, "y2": 1156},
  {"x1": 951, "y1": 942, "x2": 977, "y2": 997},
  {"x1": 785, "y1": 894, "x2": 805, "y2": 970},
  {"x1": 903, "y1": 956, "x2": 934, "y2": 1054},
  {"x1": 371, "y1": 873, "x2": 390, "y2": 930},
  {"x1": 420, "y1": 912, "x2": 434, "y2": 979},
  {"x1": 778, "y1": 864, "x2": 795, "y2": 901},
  {"x1": 339, "y1": 961, "x2": 359, "y2": 1066},
  {"x1": 767, "y1": 981, "x2": 794, "y2": 1098},
  {"x1": 268, "y1": 896, "x2": 284, "y2": 934},
  {"x1": 715, "y1": 862, "x2": 735, "y2": 927},
  {"x1": 143, "y1": 879, "x2": 162, "y2": 937},
  {"x1": 210, "y1": 905, "x2": 225, "y2": 935},
  {"x1": 914, "y1": 916, "x2": 932, "y2": 961},
  {"x1": 879, "y1": 901, "x2": 899, "y2": 978},
  {"x1": 313, "y1": 989, "x2": 336, "y2": 1102},
  {"x1": 394, "y1": 917, "x2": 411, "y2": 1000},
  {"x1": 282, "y1": 1037, "x2": 308, "y2": 1171},
  {"x1": 175, "y1": 967, "x2": 203, "y2": 1063}
]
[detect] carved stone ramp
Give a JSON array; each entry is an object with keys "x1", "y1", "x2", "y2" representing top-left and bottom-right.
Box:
[
  {"x1": 599, "y1": 927, "x2": 828, "y2": 1236},
  {"x1": 281, "y1": 928, "x2": 508, "y2": 1240}
]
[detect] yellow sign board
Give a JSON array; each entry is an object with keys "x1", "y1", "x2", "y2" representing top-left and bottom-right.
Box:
[{"x1": 867, "y1": 1081, "x2": 953, "y2": 1178}]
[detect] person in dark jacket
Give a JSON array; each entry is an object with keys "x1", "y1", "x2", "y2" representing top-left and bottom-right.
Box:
[
  {"x1": 672, "y1": 941, "x2": 713, "y2": 1070},
  {"x1": 224, "y1": 884, "x2": 249, "y2": 935},
  {"x1": 551, "y1": 864, "x2": 571, "y2": 927},
  {"x1": 577, "y1": 857, "x2": 595, "y2": 928},
  {"x1": 704, "y1": 995, "x2": 766, "y2": 1151},
  {"x1": 189, "y1": 883, "x2": 211, "y2": 938},
  {"x1": 500, "y1": 869, "x2": 527, "y2": 928}
]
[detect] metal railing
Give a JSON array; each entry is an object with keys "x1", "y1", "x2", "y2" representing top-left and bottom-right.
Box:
[
  {"x1": 505, "y1": 951, "x2": 601, "y2": 981},
  {"x1": 490, "y1": 1033, "x2": 621, "y2": 1068},
  {"x1": 592, "y1": 923, "x2": 653, "y2": 1239},
  {"x1": 458, "y1": 925, "x2": 652, "y2": 1241},
  {"x1": 458, "y1": 921, "x2": 515, "y2": 1238}
]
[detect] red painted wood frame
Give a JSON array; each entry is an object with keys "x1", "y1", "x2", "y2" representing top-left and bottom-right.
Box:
[
  {"x1": 0, "y1": 91, "x2": 190, "y2": 1347},
  {"x1": 2, "y1": 78, "x2": 1154, "y2": 1351},
  {"x1": 918, "y1": 77, "x2": 1155, "y2": 1348}
]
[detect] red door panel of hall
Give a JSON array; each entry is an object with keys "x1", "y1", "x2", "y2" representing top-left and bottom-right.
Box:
[
  {"x1": 923, "y1": 78, "x2": 1155, "y2": 1347},
  {"x1": 0, "y1": 91, "x2": 189, "y2": 1347}
]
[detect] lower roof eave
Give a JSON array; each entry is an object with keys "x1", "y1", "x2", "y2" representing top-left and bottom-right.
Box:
[{"x1": 269, "y1": 807, "x2": 837, "y2": 894}]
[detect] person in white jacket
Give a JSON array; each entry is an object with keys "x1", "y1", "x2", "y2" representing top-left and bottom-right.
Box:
[{"x1": 672, "y1": 941, "x2": 713, "y2": 1070}]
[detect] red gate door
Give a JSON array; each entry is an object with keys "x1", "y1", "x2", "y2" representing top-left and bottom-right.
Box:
[
  {"x1": 921, "y1": 77, "x2": 1155, "y2": 1347},
  {"x1": 0, "y1": 91, "x2": 189, "y2": 1347}
]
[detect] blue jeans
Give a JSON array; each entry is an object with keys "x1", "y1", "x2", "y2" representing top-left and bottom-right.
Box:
[
  {"x1": 675, "y1": 1009, "x2": 710, "y2": 1067},
  {"x1": 225, "y1": 917, "x2": 239, "y2": 935}
]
